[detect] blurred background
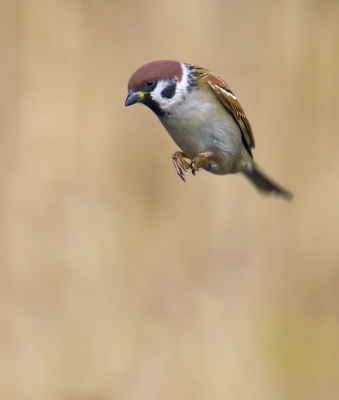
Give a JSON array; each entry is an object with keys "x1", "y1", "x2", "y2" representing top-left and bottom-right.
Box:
[{"x1": 1, "y1": 0, "x2": 339, "y2": 399}]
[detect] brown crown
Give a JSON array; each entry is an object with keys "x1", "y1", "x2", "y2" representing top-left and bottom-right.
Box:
[{"x1": 128, "y1": 60, "x2": 183, "y2": 91}]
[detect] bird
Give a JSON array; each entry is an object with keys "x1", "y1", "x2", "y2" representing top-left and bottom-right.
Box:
[{"x1": 125, "y1": 60, "x2": 292, "y2": 199}]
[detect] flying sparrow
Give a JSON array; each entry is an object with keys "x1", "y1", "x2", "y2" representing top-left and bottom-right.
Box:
[{"x1": 125, "y1": 60, "x2": 292, "y2": 199}]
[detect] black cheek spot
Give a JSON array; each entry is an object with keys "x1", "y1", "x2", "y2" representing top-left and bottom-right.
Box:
[{"x1": 161, "y1": 81, "x2": 177, "y2": 99}]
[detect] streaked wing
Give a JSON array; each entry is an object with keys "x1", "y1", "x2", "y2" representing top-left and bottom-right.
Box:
[{"x1": 206, "y1": 73, "x2": 255, "y2": 156}]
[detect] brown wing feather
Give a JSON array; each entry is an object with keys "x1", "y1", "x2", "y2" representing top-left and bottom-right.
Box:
[{"x1": 205, "y1": 73, "x2": 255, "y2": 156}]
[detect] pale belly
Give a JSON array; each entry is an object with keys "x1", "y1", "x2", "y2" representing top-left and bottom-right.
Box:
[{"x1": 160, "y1": 104, "x2": 247, "y2": 174}]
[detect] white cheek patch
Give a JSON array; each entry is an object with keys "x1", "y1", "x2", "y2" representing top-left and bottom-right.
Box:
[
  {"x1": 150, "y1": 63, "x2": 189, "y2": 112},
  {"x1": 150, "y1": 80, "x2": 179, "y2": 111}
]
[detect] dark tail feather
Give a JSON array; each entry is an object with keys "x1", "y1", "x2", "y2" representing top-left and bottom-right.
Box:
[{"x1": 243, "y1": 165, "x2": 293, "y2": 200}]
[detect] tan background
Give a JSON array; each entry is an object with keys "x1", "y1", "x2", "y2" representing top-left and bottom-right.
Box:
[{"x1": 1, "y1": 0, "x2": 339, "y2": 399}]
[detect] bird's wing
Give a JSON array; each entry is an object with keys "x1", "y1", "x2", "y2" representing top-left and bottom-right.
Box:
[{"x1": 205, "y1": 73, "x2": 255, "y2": 157}]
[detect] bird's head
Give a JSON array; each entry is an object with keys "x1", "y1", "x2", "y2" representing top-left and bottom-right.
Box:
[{"x1": 125, "y1": 60, "x2": 191, "y2": 116}]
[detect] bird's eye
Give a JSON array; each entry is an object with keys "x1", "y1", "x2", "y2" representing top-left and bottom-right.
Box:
[{"x1": 145, "y1": 80, "x2": 156, "y2": 92}]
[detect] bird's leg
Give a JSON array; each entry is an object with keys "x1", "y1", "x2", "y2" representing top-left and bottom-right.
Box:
[
  {"x1": 191, "y1": 151, "x2": 213, "y2": 175},
  {"x1": 172, "y1": 151, "x2": 191, "y2": 182}
]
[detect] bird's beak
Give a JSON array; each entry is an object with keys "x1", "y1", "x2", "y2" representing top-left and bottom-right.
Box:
[{"x1": 125, "y1": 90, "x2": 144, "y2": 106}]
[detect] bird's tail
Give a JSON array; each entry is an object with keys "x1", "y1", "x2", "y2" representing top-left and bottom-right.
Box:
[{"x1": 243, "y1": 165, "x2": 292, "y2": 200}]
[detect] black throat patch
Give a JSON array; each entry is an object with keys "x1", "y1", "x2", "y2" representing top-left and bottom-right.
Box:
[{"x1": 144, "y1": 94, "x2": 165, "y2": 117}]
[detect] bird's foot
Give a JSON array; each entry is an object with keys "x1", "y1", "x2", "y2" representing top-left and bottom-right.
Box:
[
  {"x1": 172, "y1": 151, "x2": 191, "y2": 182},
  {"x1": 191, "y1": 151, "x2": 213, "y2": 175}
]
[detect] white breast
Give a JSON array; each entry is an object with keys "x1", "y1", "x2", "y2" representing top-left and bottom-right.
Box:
[{"x1": 159, "y1": 86, "x2": 244, "y2": 173}]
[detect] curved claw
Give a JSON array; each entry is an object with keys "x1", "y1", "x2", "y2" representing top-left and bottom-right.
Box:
[
  {"x1": 190, "y1": 163, "x2": 197, "y2": 176},
  {"x1": 172, "y1": 151, "x2": 191, "y2": 182},
  {"x1": 190, "y1": 151, "x2": 213, "y2": 175}
]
